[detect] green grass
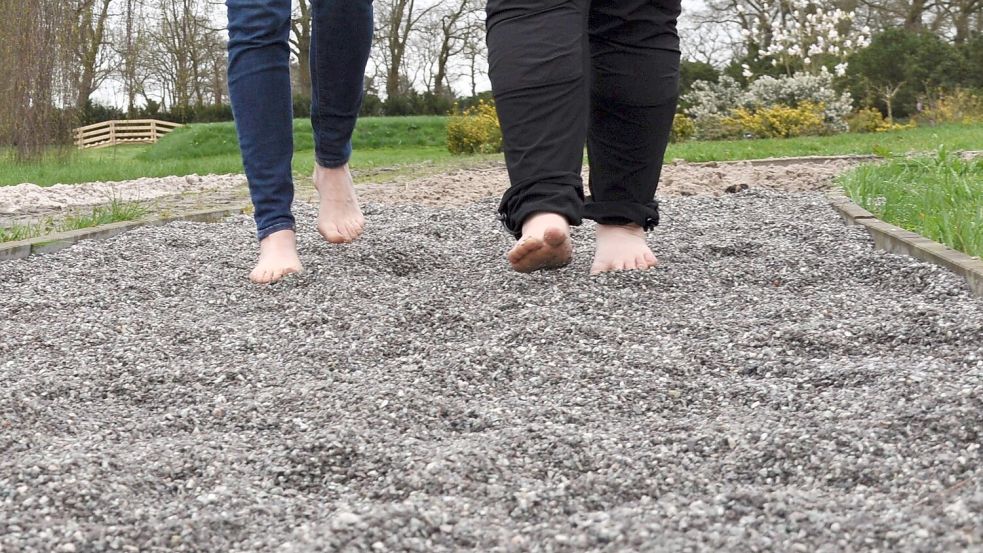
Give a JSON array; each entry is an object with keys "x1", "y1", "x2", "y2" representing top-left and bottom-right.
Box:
[
  {"x1": 62, "y1": 199, "x2": 148, "y2": 231},
  {"x1": 2, "y1": 117, "x2": 981, "y2": 189},
  {"x1": 0, "y1": 116, "x2": 456, "y2": 187},
  {"x1": 664, "y1": 123, "x2": 983, "y2": 162},
  {"x1": 0, "y1": 199, "x2": 147, "y2": 243},
  {"x1": 840, "y1": 149, "x2": 983, "y2": 258}
]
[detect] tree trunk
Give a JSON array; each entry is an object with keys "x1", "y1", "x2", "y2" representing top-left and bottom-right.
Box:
[
  {"x1": 904, "y1": 0, "x2": 928, "y2": 30},
  {"x1": 291, "y1": 0, "x2": 312, "y2": 98}
]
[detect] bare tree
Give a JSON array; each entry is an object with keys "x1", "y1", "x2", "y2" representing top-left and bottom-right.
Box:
[
  {"x1": 289, "y1": 0, "x2": 313, "y2": 98},
  {"x1": 424, "y1": 0, "x2": 480, "y2": 97},
  {"x1": 0, "y1": 0, "x2": 75, "y2": 158},
  {"x1": 374, "y1": 0, "x2": 439, "y2": 98},
  {"x1": 72, "y1": 0, "x2": 116, "y2": 110},
  {"x1": 147, "y1": 0, "x2": 224, "y2": 113},
  {"x1": 115, "y1": 0, "x2": 152, "y2": 115},
  {"x1": 941, "y1": 0, "x2": 983, "y2": 43}
]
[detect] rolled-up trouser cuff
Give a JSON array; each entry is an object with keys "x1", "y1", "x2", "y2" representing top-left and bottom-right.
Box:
[
  {"x1": 256, "y1": 219, "x2": 296, "y2": 242},
  {"x1": 583, "y1": 198, "x2": 660, "y2": 231},
  {"x1": 498, "y1": 181, "x2": 584, "y2": 239},
  {"x1": 315, "y1": 140, "x2": 352, "y2": 169}
]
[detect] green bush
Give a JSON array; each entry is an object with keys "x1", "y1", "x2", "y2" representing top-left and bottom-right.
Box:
[{"x1": 446, "y1": 101, "x2": 502, "y2": 155}]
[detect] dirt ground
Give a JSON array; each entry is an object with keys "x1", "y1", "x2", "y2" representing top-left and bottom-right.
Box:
[
  {"x1": 0, "y1": 158, "x2": 867, "y2": 230},
  {"x1": 356, "y1": 158, "x2": 867, "y2": 208}
]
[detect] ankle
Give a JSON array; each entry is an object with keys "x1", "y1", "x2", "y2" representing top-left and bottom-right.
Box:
[
  {"x1": 521, "y1": 212, "x2": 569, "y2": 236},
  {"x1": 597, "y1": 223, "x2": 645, "y2": 237},
  {"x1": 315, "y1": 162, "x2": 349, "y2": 174}
]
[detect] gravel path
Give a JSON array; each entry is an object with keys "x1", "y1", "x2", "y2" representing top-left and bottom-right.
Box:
[{"x1": 2, "y1": 191, "x2": 981, "y2": 552}]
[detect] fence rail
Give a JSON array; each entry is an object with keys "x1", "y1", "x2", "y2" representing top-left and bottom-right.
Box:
[{"x1": 73, "y1": 119, "x2": 183, "y2": 149}]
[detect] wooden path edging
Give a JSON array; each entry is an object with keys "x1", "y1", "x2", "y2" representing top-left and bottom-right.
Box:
[
  {"x1": 829, "y1": 194, "x2": 983, "y2": 298},
  {"x1": 0, "y1": 205, "x2": 249, "y2": 262}
]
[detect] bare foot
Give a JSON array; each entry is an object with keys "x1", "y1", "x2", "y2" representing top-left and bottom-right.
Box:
[
  {"x1": 250, "y1": 229, "x2": 303, "y2": 284},
  {"x1": 591, "y1": 224, "x2": 658, "y2": 275},
  {"x1": 314, "y1": 163, "x2": 365, "y2": 244},
  {"x1": 507, "y1": 212, "x2": 573, "y2": 273}
]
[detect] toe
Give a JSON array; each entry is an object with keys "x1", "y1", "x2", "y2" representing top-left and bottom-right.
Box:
[
  {"x1": 508, "y1": 238, "x2": 539, "y2": 263},
  {"x1": 644, "y1": 252, "x2": 658, "y2": 266},
  {"x1": 321, "y1": 226, "x2": 348, "y2": 244},
  {"x1": 635, "y1": 255, "x2": 650, "y2": 270},
  {"x1": 252, "y1": 269, "x2": 272, "y2": 285},
  {"x1": 590, "y1": 259, "x2": 610, "y2": 275},
  {"x1": 543, "y1": 227, "x2": 568, "y2": 248}
]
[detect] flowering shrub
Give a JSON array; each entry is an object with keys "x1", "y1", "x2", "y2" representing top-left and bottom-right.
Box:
[
  {"x1": 670, "y1": 113, "x2": 696, "y2": 143},
  {"x1": 914, "y1": 89, "x2": 983, "y2": 127},
  {"x1": 723, "y1": 102, "x2": 828, "y2": 139},
  {"x1": 740, "y1": 1, "x2": 870, "y2": 78},
  {"x1": 683, "y1": 76, "x2": 745, "y2": 120},
  {"x1": 446, "y1": 101, "x2": 503, "y2": 155},
  {"x1": 683, "y1": 71, "x2": 853, "y2": 139},
  {"x1": 745, "y1": 71, "x2": 853, "y2": 132},
  {"x1": 847, "y1": 108, "x2": 915, "y2": 133}
]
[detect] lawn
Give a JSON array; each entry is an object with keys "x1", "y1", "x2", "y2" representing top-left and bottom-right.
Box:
[
  {"x1": 664, "y1": 123, "x2": 983, "y2": 162},
  {"x1": 840, "y1": 149, "x2": 983, "y2": 258},
  {"x1": 0, "y1": 116, "x2": 471, "y2": 187},
  {"x1": 3, "y1": 118, "x2": 981, "y2": 187}
]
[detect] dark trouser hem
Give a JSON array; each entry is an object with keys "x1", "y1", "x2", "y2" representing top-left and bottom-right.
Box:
[
  {"x1": 582, "y1": 199, "x2": 660, "y2": 230},
  {"x1": 499, "y1": 181, "x2": 584, "y2": 239},
  {"x1": 256, "y1": 218, "x2": 296, "y2": 242},
  {"x1": 315, "y1": 150, "x2": 351, "y2": 169}
]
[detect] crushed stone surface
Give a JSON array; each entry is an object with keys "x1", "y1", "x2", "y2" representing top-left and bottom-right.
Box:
[{"x1": 2, "y1": 191, "x2": 982, "y2": 552}]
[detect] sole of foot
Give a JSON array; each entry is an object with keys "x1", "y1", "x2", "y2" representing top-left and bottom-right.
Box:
[
  {"x1": 590, "y1": 223, "x2": 658, "y2": 275},
  {"x1": 314, "y1": 163, "x2": 365, "y2": 244},
  {"x1": 250, "y1": 229, "x2": 303, "y2": 284},
  {"x1": 508, "y1": 212, "x2": 573, "y2": 273}
]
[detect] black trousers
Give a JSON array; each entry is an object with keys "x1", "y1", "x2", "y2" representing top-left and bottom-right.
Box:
[{"x1": 486, "y1": 0, "x2": 681, "y2": 237}]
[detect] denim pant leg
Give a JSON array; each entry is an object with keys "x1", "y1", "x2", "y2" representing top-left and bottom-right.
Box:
[
  {"x1": 486, "y1": 0, "x2": 589, "y2": 238},
  {"x1": 584, "y1": 0, "x2": 682, "y2": 230},
  {"x1": 226, "y1": 0, "x2": 295, "y2": 242},
  {"x1": 310, "y1": 0, "x2": 374, "y2": 169}
]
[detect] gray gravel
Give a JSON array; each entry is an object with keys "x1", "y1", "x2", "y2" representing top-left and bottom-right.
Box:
[{"x1": 1, "y1": 190, "x2": 981, "y2": 552}]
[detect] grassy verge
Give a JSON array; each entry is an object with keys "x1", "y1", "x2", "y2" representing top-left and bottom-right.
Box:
[
  {"x1": 0, "y1": 199, "x2": 147, "y2": 243},
  {"x1": 4, "y1": 118, "x2": 981, "y2": 187},
  {"x1": 839, "y1": 149, "x2": 983, "y2": 258},
  {"x1": 664, "y1": 123, "x2": 983, "y2": 162},
  {"x1": 0, "y1": 116, "x2": 460, "y2": 187}
]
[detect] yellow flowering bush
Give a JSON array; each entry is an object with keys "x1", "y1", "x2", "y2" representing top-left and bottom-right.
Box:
[
  {"x1": 915, "y1": 89, "x2": 983, "y2": 127},
  {"x1": 722, "y1": 101, "x2": 827, "y2": 139},
  {"x1": 847, "y1": 108, "x2": 915, "y2": 133},
  {"x1": 670, "y1": 114, "x2": 696, "y2": 143},
  {"x1": 446, "y1": 101, "x2": 503, "y2": 155}
]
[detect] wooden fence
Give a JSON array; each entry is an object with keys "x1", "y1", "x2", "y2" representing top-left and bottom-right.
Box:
[{"x1": 73, "y1": 119, "x2": 183, "y2": 149}]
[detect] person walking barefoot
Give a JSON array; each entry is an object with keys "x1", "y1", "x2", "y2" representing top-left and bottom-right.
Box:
[
  {"x1": 486, "y1": 0, "x2": 681, "y2": 274},
  {"x1": 226, "y1": 0, "x2": 372, "y2": 284}
]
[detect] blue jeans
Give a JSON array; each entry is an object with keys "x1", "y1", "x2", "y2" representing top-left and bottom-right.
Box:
[{"x1": 226, "y1": 0, "x2": 373, "y2": 241}]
